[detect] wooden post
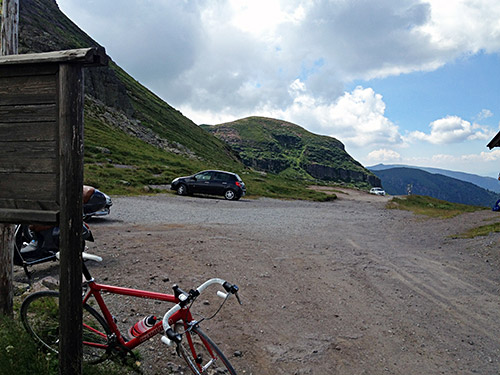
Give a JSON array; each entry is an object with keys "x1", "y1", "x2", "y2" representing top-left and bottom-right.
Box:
[
  {"x1": 1, "y1": 0, "x2": 19, "y2": 55},
  {"x1": 0, "y1": 47, "x2": 106, "y2": 375},
  {"x1": 58, "y1": 63, "x2": 84, "y2": 374},
  {"x1": 0, "y1": 0, "x2": 19, "y2": 317}
]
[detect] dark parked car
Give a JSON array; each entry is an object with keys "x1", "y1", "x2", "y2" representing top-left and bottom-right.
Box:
[{"x1": 171, "y1": 170, "x2": 246, "y2": 200}]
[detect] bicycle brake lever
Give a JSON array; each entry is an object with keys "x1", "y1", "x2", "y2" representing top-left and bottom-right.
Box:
[{"x1": 235, "y1": 292, "x2": 242, "y2": 305}]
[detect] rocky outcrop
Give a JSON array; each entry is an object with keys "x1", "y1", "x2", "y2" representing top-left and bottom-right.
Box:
[
  {"x1": 304, "y1": 163, "x2": 381, "y2": 185},
  {"x1": 18, "y1": 0, "x2": 135, "y2": 117},
  {"x1": 244, "y1": 157, "x2": 290, "y2": 174}
]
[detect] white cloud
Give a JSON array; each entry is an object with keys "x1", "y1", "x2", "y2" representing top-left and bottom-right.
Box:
[
  {"x1": 418, "y1": 0, "x2": 500, "y2": 54},
  {"x1": 57, "y1": 0, "x2": 500, "y2": 124},
  {"x1": 367, "y1": 149, "x2": 402, "y2": 163},
  {"x1": 386, "y1": 149, "x2": 500, "y2": 177},
  {"x1": 324, "y1": 87, "x2": 403, "y2": 147},
  {"x1": 475, "y1": 149, "x2": 500, "y2": 162},
  {"x1": 407, "y1": 115, "x2": 493, "y2": 144},
  {"x1": 258, "y1": 84, "x2": 404, "y2": 148},
  {"x1": 228, "y1": 0, "x2": 305, "y2": 35},
  {"x1": 477, "y1": 109, "x2": 493, "y2": 121},
  {"x1": 184, "y1": 83, "x2": 404, "y2": 149}
]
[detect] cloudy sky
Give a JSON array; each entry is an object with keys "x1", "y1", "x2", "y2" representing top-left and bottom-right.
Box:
[{"x1": 57, "y1": 0, "x2": 500, "y2": 177}]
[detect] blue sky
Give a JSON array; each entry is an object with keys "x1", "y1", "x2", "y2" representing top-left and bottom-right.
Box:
[
  {"x1": 57, "y1": 0, "x2": 500, "y2": 177},
  {"x1": 354, "y1": 53, "x2": 500, "y2": 134}
]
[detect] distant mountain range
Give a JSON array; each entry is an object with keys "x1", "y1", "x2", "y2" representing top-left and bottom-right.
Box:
[
  {"x1": 369, "y1": 164, "x2": 500, "y2": 193},
  {"x1": 369, "y1": 165, "x2": 499, "y2": 207}
]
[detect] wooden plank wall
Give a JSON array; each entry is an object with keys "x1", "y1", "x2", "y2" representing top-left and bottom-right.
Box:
[{"x1": 0, "y1": 64, "x2": 59, "y2": 223}]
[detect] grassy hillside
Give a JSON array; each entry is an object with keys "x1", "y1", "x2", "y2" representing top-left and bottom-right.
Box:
[
  {"x1": 109, "y1": 62, "x2": 240, "y2": 166},
  {"x1": 202, "y1": 116, "x2": 380, "y2": 187},
  {"x1": 374, "y1": 167, "x2": 498, "y2": 207}
]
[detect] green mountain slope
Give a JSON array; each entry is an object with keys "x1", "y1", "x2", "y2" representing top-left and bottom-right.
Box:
[
  {"x1": 373, "y1": 167, "x2": 498, "y2": 207},
  {"x1": 202, "y1": 117, "x2": 380, "y2": 187},
  {"x1": 5, "y1": 0, "x2": 242, "y2": 193}
]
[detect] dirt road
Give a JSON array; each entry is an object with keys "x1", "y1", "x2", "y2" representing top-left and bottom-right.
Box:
[{"x1": 17, "y1": 189, "x2": 500, "y2": 374}]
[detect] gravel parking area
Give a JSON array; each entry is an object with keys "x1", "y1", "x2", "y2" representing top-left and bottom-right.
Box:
[{"x1": 18, "y1": 190, "x2": 500, "y2": 374}]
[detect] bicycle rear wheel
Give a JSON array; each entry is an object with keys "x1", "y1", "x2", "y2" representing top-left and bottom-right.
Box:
[
  {"x1": 176, "y1": 324, "x2": 236, "y2": 375},
  {"x1": 20, "y1": 290, "x2": 111, "y2": 364}
]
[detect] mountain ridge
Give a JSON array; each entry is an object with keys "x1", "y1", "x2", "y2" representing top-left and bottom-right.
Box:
[
  {"x1": 369, "y1": 163, "x2": 500, "y2": 193},
  {"x1": 372, "y1": 167, "x2": 498, "y2": 207}
]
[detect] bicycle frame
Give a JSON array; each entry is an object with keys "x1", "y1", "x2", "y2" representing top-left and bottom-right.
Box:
[
  {"x1": 82, "y1": 279, "x2": 193, "y2": 351},
  {"x1": 72, "y1": 261, "x2": 239, "y2": 374}
]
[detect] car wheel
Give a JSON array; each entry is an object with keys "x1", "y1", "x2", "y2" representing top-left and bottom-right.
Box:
[
  {"x1": 224, "y1": 189, "x2": 236, "y2": 200},
  {"x1": 177, "y1": 183, "x2": 188, "y2": 196}
]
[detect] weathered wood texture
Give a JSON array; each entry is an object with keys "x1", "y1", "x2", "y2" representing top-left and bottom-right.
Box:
[
  {"x1": 0, "y1": 0, "x2": 19, "y2": 55},
  {"x1": 0, "y1": 47, "x2": 108, "y2": 66},
  {"x1": 0, "y1": 65, "x2": 59, "y2": 224},
  {"x1": 0, "y1": 225, "x2": 14, "y2": 316},
  {"x1": 0, "y1": 0, "x2": 18, "y2": 318},
  {"x1": 58, "y1": 63, "x2": 84, "y2": 375}
]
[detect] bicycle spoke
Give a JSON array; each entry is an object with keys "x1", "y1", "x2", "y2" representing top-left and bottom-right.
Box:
[
  {"x1": 21, "y1": 291, "x2": 111, "y2": 364},
  {"x1": 176, "y1": 324, "x2": 236, "y2": 375}
]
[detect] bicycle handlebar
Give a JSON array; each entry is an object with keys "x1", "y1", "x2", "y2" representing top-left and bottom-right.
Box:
[
  {"x1": 161, "y1": 278, "x2": 240, "y2": 346},
  {"x1": 55, "y1": 251, "x2": 102, "y2": 263}
]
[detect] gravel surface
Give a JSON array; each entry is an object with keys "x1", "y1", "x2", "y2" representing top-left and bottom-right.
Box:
[{"x1": 17, "y1": 189, "x2": 500, "y2": 374}]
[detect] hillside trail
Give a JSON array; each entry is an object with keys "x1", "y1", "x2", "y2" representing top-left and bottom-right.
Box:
[{"x1": 16, "y1": 190, "x2": 500, "y2": 374}]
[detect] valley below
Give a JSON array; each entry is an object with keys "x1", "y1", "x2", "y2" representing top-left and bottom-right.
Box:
[{"x1": 17, "y1": 190, "x2": 500, "y2": 374}]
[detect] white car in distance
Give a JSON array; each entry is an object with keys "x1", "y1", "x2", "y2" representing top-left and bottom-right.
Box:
[{"x1": 369, "y1": 187, "x2": 386, "y2": 196}]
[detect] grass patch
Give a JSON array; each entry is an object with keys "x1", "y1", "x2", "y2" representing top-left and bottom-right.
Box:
[
  {"x1": 242, "y1": 173, "x2": 336, "y2": 201},
  {"x1": 0, "y1": 313, "x2": 131, "y2": 375},
  {"x1": 386, "y1": 195, "x2": 486, "y2": 219},
  {"x1": 453, "y1": 221, "x2": 500, "y2": 239},
  {"x1": 0, "y1": 313, "x2": 58, "y2": 375}
]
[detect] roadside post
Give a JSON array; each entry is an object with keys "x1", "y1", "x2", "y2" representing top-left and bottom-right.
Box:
[
  {"x1": 0, "y1": 0, "x2": 19, "y2": 318},
  {"x1": 0, "y1": 47, "x2": 107, "y2": 373}
]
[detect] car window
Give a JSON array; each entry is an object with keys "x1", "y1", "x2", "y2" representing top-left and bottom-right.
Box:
[
  {"x1": 235, "y1": 174, "x2": 243, "y2": 182},
  {"x1": 196, "y1": 171, "x2": 213, "y2": 181},
  {"x1": 212, "y1": 172, "x2": 232, "y2": 181},
  {"x1": 218, "y1": 173, "x2": 233, "y2": 182}
]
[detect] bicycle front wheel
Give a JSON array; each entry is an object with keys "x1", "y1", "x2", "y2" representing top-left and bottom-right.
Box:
[
  {"x1": 20, "y1": 291, "x2": 111, "y2": 364},
  {"x1": 176, "y1": 324, "x2": 236, "y2": 375}
]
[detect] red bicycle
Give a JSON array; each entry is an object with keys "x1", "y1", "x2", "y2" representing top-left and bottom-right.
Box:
[{"x1": 20, "y1": 254, "x2": 241, "y2": 374}]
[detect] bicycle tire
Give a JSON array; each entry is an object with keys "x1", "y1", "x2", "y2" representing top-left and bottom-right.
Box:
[
  {"x1": 176, "y1": 324, "x2": 237, "y2": 375},
  {"x1": 20, "y1": 291, "x2": 111, "y2": 364}
]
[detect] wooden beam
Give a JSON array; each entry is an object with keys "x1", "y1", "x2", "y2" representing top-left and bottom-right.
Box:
[
  {"x1": 0, "y1": 0, "x2": 19, "y2": 318},
  {"x1": 0, "y1": 209, "x2": 59, "y2": 224},
  {"x1": 0, "y1": 0, "x2": 19, "y2": 55},
  {"x1": 57, "y1": 62, "x2": 85, "y2": 375},
  {"x1": 0, "y1": 47, "x2": 108, "y2": 66},
  {"x1": 487, "y1": 130, "x2": 500, "y2": 149}
]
